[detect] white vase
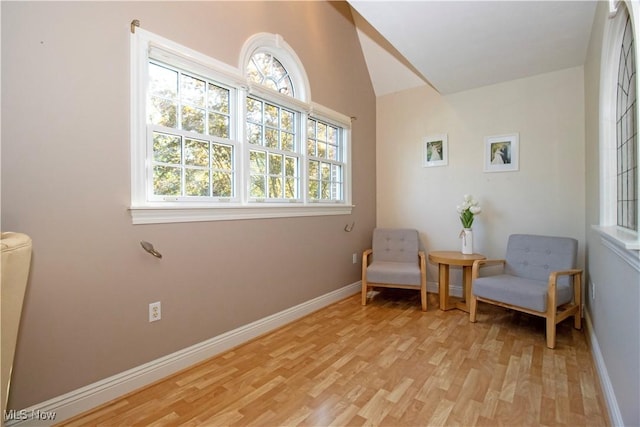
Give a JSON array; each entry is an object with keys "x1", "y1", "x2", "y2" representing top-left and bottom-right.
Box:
[{"x1": 461, "y1": 228, "x2": 473, "y2": 254}]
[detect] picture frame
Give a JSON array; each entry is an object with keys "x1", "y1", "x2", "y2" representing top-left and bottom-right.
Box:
[
  {"x1": 422, "y1": 134, "x2": 448, "y2": 167},
  {"x1": 484, "y1": 133, "x2": 519, "y2": 172}
]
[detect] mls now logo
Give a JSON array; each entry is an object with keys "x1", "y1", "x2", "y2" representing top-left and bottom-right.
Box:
[{"x1": 3, "y1": 409, "x2": 57, "y2": 422}]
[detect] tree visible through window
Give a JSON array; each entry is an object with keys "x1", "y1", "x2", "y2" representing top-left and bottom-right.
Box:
[
  {"x1": 246, "y1": 96, "x2": 298, "y2": 200},
  {"x1": 148, "y1": 62, "x2": 235, "y2": 199},
  {"x1": 307, "y1": 118, "x2": 343, "y2": 201}
]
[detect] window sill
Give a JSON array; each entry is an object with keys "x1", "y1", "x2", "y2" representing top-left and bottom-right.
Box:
[
  {"x1": 592, "y1": 225, "x2": 640, "y2": 272},
  {"x1": 129, "y1": 203, "x2": 354, "y2": 224},
  {"x1": 593, "y1": 225, "x2": 640, "y2": 250}
]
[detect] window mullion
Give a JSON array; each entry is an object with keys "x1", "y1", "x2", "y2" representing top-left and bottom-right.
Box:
[
  {"x1": 238, "y1": 88, "x2": 249, "y2": 205},
  {"x1": 180, "y1": 134, "x2": 186, "y2": 198},
  {"x1": 209, "y1": 138, "x2": 214, "y2": 198},
  {"x1": 146, "y1": 127, "x2": 155, "y2": 202},
  {"x1": 300, "y1": 112, "x2": 308, "y2": 204}
]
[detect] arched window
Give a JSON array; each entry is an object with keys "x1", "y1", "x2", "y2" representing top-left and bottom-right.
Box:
[
  {"x1": 616, "y1": 9, "x2": 638, "y2": 231},
  {"x1": 239, "y1": 33, "x2": 311, "y2": 102},
  {"x1": 240, "y1": 33, "x2": 346, "y2": 204},
  {"x1": 598, "y1": 1, "x2": 640, "y2": 249},
  {"x1": 246, "y1": 52, "x2": 294, "y2": 96}
]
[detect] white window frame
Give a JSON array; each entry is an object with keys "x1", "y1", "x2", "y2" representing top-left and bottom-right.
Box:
[
  {"x1": 306, "y1": 116, "x2": 347, "y2": 203},
  {"x1": 130, "y1": 29, "x2": 352, "y2": 224},
  {"x1": 244, "y1": 94, "x2": 302, "y2": 202},
  {"x1": 595, "y1": 0, "x2": 640, "y2": 255}
]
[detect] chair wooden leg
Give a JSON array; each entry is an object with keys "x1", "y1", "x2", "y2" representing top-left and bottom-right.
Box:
[
  {"x1": 546, "y1": 302, "x2": 557, "y2": 349},
  {"x1": 361, "y1": 281, "x2": 368, "y2": 306},
  {"x1": 546, "y1": 281, "x2": 558, "y2": 349},
  {"x1": 546, "y1": 317, "x2": 556, "y2": 349},
  {"x1": 574, "y1": 273, "x2": 582, "y2": 330},
  {"x1": 469, "y1": 294, "x2": 478, "y2": 322},
  {"x1": 420, "y1": 286, "x2": 427, "y2": 312},
  {"x1": 574, "y1": 309, "x2": 582, "y2": 330},
  {"x1": 419, "y1": 252, "x2": 427, "y2": 312}
]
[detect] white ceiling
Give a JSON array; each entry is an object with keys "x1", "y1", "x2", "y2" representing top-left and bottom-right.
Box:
[{"x1": 348, "y1": 1, "x2": 598, "y2": 96}]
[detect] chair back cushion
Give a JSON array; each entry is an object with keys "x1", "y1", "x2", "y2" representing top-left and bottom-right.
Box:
[
  {"x1": 504, "y1": 234, "x2": 577, "y2": 284},
  {"x1": 372, "y1": 228, "x2": 420, "y2": 263}
]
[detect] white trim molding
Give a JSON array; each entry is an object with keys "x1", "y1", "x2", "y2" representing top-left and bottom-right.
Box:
[
  {"x1": 609, "y1": 0, "x2": 621, "y2": 18},
  {"x1": 129, "y1": 203, "x2": 354, "y2": 224},
  {"x1": 584, "y1": 310, "x2": 624, "y2": 427},
  {"x1": 4, "y1": 282, "x2": 361, "y2": 426}
]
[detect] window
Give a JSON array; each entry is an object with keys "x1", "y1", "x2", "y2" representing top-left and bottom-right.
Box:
[
  {"x1": 616, "y1": 12, "x2": 638, "y2": 231},
  {"x1": 307, "y1": 118, "x2": 344, "y2": 201},
  {"x1": 596, "y1": 1, "x2": 640, "y2": 251},
  {"x1": 147, "y1": 62, "x2": 236, "y2": 200},
  {"x1": 130, "y1": 30, "x2": 352, "y2": 224},
  {"x1": 246, "y1": 96, "x2": 299, "y2": 200}
]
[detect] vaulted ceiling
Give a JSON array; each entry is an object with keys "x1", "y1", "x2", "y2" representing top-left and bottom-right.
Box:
[{"x1": 348, "y1": 1, "x2": 598, "y2": 96}]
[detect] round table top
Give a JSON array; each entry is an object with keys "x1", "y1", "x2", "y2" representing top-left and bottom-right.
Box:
[{"x1": 428, "y1": 250, "x2": 486, "y2": 266}]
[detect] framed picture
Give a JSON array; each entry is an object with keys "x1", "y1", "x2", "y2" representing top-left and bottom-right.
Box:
[
  {"x1": 484, "y1": 133, "x2": 519, "y2": 172},
  {"x1": 422, "y1": 134, "x2": 448, "y2": 167}
]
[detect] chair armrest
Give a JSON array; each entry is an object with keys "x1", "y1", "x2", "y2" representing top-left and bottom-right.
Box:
[
  {"x1": 362, "y1": 249, "x2": 373, "y2": 266},
  {"x1": 547, "y1": 269, "x2": 582, "y2": 307},
  {"x1": 471, "y1": 259, "x2": 506, "y2": 279},
  {"x1": 549, "y1": 269, "x2": 583, "y2": 281},
  {"x1": 547, "y1": 269, "x2": 582, "y2": 292}
]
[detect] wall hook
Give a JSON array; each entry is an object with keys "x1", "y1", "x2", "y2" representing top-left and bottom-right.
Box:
[
  {"x1": 140, "y1": 241, "x2": 162, "y2": 258},
  {"x1": 131, "y1": 19, "x2": 140, "y2": 34}
]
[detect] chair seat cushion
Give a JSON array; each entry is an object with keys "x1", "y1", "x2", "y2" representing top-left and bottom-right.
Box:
[
  {"x1": 472, "y1": 274, "x2": 573, "y2": 312},
  {"x1": 366, "y1": 261, "x2": 421, "y2": 286}
]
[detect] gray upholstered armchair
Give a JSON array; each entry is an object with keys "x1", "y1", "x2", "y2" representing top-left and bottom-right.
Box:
[
  {"x1": 1, "y1": 232, "x2": 32, "y2": 412},
  {"x1": 469, "y1": 234, "x2": 582, "y2": 349},
  {"x1": 361, "y1": 228, "x2": 427, "y2": 311}
]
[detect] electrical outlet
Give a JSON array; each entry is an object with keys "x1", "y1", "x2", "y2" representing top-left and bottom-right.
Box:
[
  {"x1": 352, "y1": 253, "x2": 358, "y2": 264},
  {"x1": 149, "y1": 301, "x2": 161, "y2": 322},
  {"x1": 590, "y1": 280, "x2": 595, "y2": 301}
]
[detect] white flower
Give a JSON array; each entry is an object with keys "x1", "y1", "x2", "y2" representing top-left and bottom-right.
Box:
[{"x1": 458, "y1": 194, "x2": 482, "y2": 228}]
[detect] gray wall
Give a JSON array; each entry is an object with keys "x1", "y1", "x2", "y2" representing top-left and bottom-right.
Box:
[{"x1": 1, "y1": 1, "x2": 376, "y2": 408}]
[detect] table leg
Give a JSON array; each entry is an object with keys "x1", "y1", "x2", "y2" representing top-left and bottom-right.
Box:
[
  {"x1": 438, "y1": 263, "x2": 453, "y2": 311},
  {"x1": 454, "y1": 265, "x2": 472, "y2": 313}
]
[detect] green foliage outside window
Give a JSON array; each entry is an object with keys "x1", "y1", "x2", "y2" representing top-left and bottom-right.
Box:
[{"x1": 148, "y1": 62, "x2": 233, "y2": 198}]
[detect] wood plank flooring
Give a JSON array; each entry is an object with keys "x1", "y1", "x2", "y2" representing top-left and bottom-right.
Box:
[{"x1": 59, "y1": 290, "x2": 610, "y2": 426}]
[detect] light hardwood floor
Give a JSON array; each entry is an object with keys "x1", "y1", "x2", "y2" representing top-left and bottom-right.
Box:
[{"x1": 59, "y1": 290, "x2": 610, "y2": 426}]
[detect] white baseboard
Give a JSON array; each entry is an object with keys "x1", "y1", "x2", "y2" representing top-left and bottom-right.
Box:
[
  {"x1": 584, "y1": 310, "x2": 624, "y2": 427},
  {"x1": 4, "y1": 282, "x2": 361, "y2": 427}
]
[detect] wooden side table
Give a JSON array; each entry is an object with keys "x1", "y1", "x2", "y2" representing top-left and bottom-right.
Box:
[{"x1": 428, "y1": 251, "x2": 486, "y2": 312}]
